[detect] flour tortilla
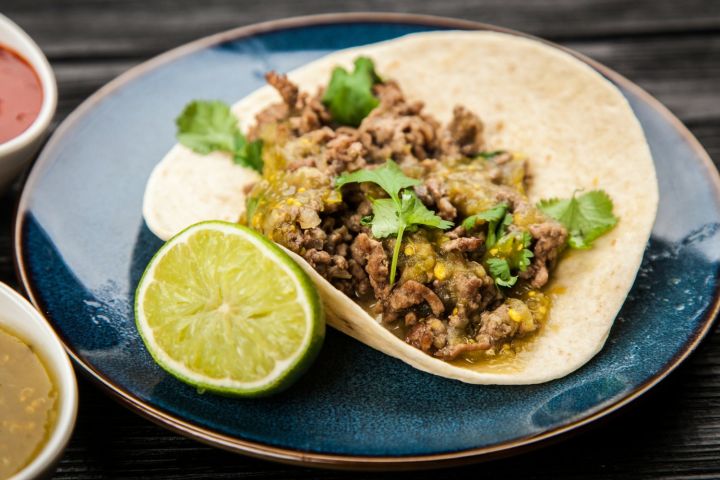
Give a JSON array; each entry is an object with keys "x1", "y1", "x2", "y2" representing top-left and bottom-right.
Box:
[
  {"x1": 143, "y1": 146, "x2": 260, "y2": 241},
  {"x1": 143, "y1": 31, "x2": 658, "y2": 384}
]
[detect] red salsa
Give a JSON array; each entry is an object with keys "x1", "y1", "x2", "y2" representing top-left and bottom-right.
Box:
[{"x1": 0, "y1": 45, "x2": 43, "y2": 144}]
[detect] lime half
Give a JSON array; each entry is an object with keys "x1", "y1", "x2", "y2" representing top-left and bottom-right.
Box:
[{"x1": 135, "y1": 221, "x2": 324, "y2": 396}]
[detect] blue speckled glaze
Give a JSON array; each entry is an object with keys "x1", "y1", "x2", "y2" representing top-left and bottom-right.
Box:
[{"x1": 17, "y1": 20, "x2": 720, "y2": 459}]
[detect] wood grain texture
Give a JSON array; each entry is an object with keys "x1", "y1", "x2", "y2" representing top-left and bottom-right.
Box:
[
  {"x1": 1, "y1": 0, "x2": 719, "y2": 478},
  {"x1": 5, "y1": 0, "x2": 720, "y2": 58}
]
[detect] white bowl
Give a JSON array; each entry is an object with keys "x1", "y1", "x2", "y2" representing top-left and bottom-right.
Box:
[
  {"x1": 0, "y1": 14, "x2": 57, "y2": 192},
  {"x1": 0, "y1": 283, "x2": 78, "y2": 480}
]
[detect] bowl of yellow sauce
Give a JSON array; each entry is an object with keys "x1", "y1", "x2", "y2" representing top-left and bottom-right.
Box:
[{"x1": 0, "y1": 283, "x2": 77, "y2": 479}]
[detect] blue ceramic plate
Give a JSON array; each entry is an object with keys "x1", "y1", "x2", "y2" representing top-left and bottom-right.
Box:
[{"x1": 15, "y1": 14, "x2": 720, "y2": 469}]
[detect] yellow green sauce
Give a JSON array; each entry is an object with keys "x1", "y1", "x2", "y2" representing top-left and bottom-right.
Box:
[
  {"x1": 0, "y1": 327, "x2": 57, "y2": 478},
  {"x1": 448, "y1": 285, "x2": 565, "y2": 372}
]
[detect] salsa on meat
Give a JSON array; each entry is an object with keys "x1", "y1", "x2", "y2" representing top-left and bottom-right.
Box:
[{"x1": 245, "y1": 61, "x2": 568, "y2": 362}]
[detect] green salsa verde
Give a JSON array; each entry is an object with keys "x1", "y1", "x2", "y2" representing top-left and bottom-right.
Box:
[{"x1": 0, "y1": 327, "x2": 57, "y2": 478}]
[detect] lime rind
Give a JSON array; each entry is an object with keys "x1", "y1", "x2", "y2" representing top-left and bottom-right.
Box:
[{"x1": 135, "y1": 221, "x2": 325, "y2": 397}]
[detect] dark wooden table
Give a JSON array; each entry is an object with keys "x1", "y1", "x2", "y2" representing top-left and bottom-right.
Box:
[{"x1": 4, "y1": 1, "x2": 720, "y2": 478}]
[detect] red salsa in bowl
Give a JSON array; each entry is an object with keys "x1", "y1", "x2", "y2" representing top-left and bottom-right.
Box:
[{"x1": 0, "y1": 44, "x2": 43, "y2": 144}]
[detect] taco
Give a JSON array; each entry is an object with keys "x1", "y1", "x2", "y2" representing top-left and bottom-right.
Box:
[{"x1": 143, "y1": 31, "x2": 658, "y2": 384}]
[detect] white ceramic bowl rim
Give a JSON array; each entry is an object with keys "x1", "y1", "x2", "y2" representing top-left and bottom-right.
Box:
[
  {"x1": 0, "y1": 282, "x2": 78, "y2": 480},
  {"x1": 0, "y1": 13, "x2": 57, "y2": 156}
]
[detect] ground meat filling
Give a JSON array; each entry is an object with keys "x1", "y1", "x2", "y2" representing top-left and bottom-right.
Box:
[
  {"x1": 351, "y1": 233, "x2": 390, "y2": 300},
  {"x1": 248, "y1": 73, "x2": 567, "y2": 361},
  {"x1": 442, "y1": 105, "x2": 486, "y2": 157},
  {"x1": 263, "y1": 71, "x2": 331, "y2": 136},
  {"x1": 387, "y1": 280, "x2": 445, "y2": 317},
  {"x1": 520, "y1": 222, "x2": 568, "y2": 289},
  {"x1": 359, "y1": 81, "x2": 442, "y2": 162},
  {"x1": 441, "y1": 236, "x2": 484, "y2": 253}
]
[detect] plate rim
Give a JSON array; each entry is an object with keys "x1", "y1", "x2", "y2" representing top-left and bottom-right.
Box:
[{"x1": 13, "y1": 12, "x2": 720, "y2": 471}]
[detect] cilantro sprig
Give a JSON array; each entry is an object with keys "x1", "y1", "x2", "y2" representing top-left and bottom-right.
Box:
[
  {"x1": 538, "y1": 190, "x2": 618, "y2": 249},
  {"x1": 322, "y1": 57, "x2": 381, "y2": 127},
  {"x1": 176, "y1": 100, "x2": 263, "y2": 172},
  {"x1": 462, "y1": 202, "x2": 509, "y2": 247},
  {"x1": 336, "y1": 160, "x2": 453, "y2": 285},
  {"x1": 486, "y1": 258, "x2": 517, "y2": 288},
  {"x1": 484, "y1": 230, "x2": 534, "y2": 288},
  {"x1": 464, "y1": 203, "x2": 535, "y2": 287}
]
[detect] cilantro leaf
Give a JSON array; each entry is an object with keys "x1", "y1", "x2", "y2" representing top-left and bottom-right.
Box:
[
  {"x1": 537, "y1": 190, "x2": 618, "y2": 249},
  {"x1": 337, "y1": 160, "x2": 453, "y2": 284},
  {"x1": 176, "y1": 100, "x2": 263, "y2": 173},
  {"x1": 322, "y1": 57, "x2": 381, "y2": 126},
  {"x1": 462, "y1": 202, "x2": 509, "y2": 231},
  {"x1": 401, "y1": 191, "x2": 454, "y2": 231},
  {"x1": 336, "y1": 160, "x2": 420, "y2": 203},
  {"x1": 234, "y1": 136, "x2": 264, "y2": 172},
  {"x1": 486, "y1": 258, "x2": 517, "y2": 287},
  {"x1": 487, "y1": 213, "x2": 514, "y2": 248},
  {"x1": 176, "y1": 100, "x2": 237, "y2": 153},
  {"x1": 368, "y1": 198, "x2": 400, "y2": 238},
  {"x1": 485, "y1": 230, "x2": 533, "y2": 288},
  {"x1": 515, "y1": 231, "x2": 534, "y2": 271},
  {"x1": 496, "y1": 213, "x2": 514, "y2": 240}
]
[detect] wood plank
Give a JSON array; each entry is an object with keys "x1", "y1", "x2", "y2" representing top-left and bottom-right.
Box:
[
  {"x1": 2, "y1": 2, "x2": 719, "y2": 478},
  {"x1": 569, "y1": 34, "x2": 720, "y2": 123},
  {"x1": 3, "y1": 0, "x2": 720, "y2": 59}
]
